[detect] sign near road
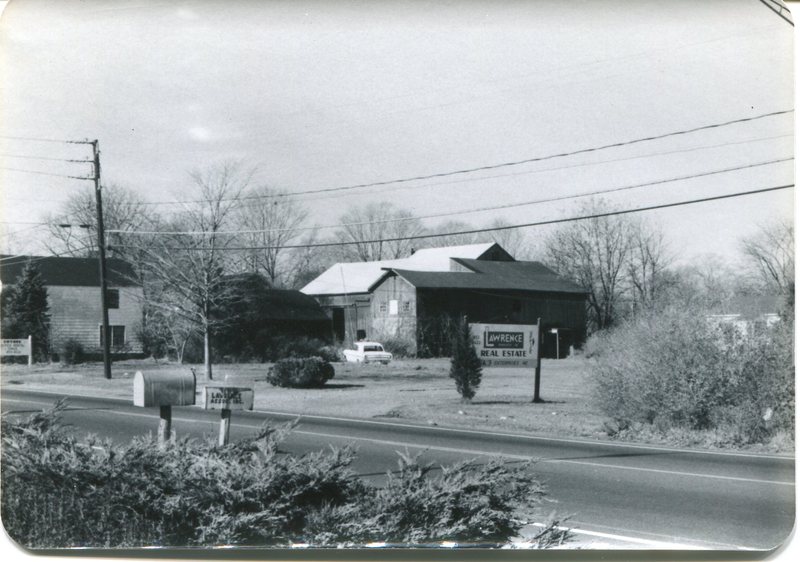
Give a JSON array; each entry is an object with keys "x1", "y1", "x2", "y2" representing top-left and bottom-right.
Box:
[
  {"x1": 469, "y1": 323, "x2": 538, "y2": 367},
  {"x1": 1, "y1": 336, "x2": 32, "y2": 366},
  {"x1": 202, "y1": 386, "x2": 255, "y2": 411}
]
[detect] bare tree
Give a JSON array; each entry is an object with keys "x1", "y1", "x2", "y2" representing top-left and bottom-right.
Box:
[
  {"x1": 626, "y1": 218, "x2": 673, "y2": 312},
  {"x1": 336, "y1": 202, "x2": 426, "y2": 261},
  {"x1": 741, "y1": 219, "x2": 794, "y2": 297},
  {"x1": 44, "y1": 183, "x2": 150, "y2": 258},
  {"x1": 424, "y1": 220, "x2": 482, "y2": 248},
  {"x1": 542, "y1": 200, "x2": 634, "y2": 331},
  {"x1": 486, "y1": 218, "x2": 528, "y2": 257},
  {"x1": 235, "y1": 186, "x2": 308, "y2": 286},
  {"x1": 135, "y1": 161, "x2": 252, "y2": 380}
]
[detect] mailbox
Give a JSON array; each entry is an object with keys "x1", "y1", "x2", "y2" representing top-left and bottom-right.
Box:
[
  {"x1": 202, "y1": 386, "x2": 254, "y2": 411},
  {"x1": 133, "y1": 371, "x2": 196, "y2": 408}
]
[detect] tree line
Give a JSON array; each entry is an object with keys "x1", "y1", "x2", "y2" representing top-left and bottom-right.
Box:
[{"x1": 6, "y1": 160, "x2": 790, "y2": 376}]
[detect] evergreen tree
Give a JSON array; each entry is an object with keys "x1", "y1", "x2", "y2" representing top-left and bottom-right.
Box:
[
  {"x1": 2, "y1": 261, "x2": 50, "y2": 361},
  {"x1": 449, "y1": 316, "x2": 483, "y2": 402}
]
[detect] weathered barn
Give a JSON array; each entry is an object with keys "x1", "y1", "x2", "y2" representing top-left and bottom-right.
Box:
[
  {"x1": 302, "y1": 243, "x2": 588, "y2": 357},
  {"x1": 0, "y1": 255, "x2": 144, "y2": 357}
]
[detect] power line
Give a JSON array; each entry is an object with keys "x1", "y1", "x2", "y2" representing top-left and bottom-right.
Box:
[
  {"x1": 0, "y1": 134, "x2": 93, "y2": 145},
  {"x1": 0, "y1": 152, "x2": 93, "y2": 163},
  {"x1": 0, "y1": 166, "x2": 92, "y2": 181},
  {"x1": 108, "y1": 156, "x2": 793, "y2": 236},
  {"x1": 757, "y1": 0, "x2": 794, "y2": 26},
  {"x1": 135, "y1": 109, "x2": 793, "y2": 206},
  {"x1": 111, "y1": 184, "x2": 793, "y2": 251}
]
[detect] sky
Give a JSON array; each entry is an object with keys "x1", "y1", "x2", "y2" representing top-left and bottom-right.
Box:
[{"x1": 0, "y1": 0, "x2": 794, "y2": 267}]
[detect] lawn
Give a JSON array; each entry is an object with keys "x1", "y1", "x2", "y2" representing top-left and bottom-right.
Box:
[
  {"x1": 0, "y1": 357, "x2": 792, "y2": 453},
  {"x1": 1, "y1": 357, "x2": 608, "y2": 438}
]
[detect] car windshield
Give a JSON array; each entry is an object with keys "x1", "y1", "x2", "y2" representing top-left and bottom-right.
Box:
[{"x1": 363, "y1": 345, "x2": 383, "y2": 352}]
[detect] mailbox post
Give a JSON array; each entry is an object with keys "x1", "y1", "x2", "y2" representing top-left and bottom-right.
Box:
[
  {"x1": 133, "y1": 371, "x2": 196, "y2": 447},
  {"x1": 202, "y1": 386, "x2": 254, "y2": 446}
]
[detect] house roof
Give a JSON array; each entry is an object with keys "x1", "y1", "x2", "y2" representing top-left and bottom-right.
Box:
[
  {"x1": 0, "y1": 255, "x2": 140, "y2": 287},
  {"x1": 300, "y1": 242, "x2": 499, "y2": 295},
  {"x1": 382, "y1": 259, "x2": 587, "y2": 294},
  {"x1": 223, "y1": 273, "x2": 329, "y2": 322}
]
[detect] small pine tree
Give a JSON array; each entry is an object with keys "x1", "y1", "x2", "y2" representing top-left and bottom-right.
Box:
[
  {"x1": 449, "y1": 316, "x2": 483, "y2": 402},
  {"x1": 2, "y1": 261, "x2": 50, "y2": 361}
]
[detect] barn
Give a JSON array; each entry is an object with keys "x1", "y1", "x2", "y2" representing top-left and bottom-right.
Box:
[
  {"x1": 0, "y1": 255, "x2": 144, "y2": 357},
  {"x1": 301, "y1": 243, "x2": 588, "y2": 357}
]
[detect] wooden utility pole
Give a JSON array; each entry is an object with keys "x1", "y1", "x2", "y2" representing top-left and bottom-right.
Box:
[{"x1": 92, "y1": 140, "x2": 112, "y2": 379}]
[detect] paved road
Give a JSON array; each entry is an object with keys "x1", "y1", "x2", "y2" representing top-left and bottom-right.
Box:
[{"x1": 1, "y1": 388, "x2": 794, "y2": 550}]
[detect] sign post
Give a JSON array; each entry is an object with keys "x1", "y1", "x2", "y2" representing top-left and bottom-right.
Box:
[
  {"x1": 533, "y1": 319, "x2": 543, "y2": 403},
  {"x1": 0, "y1": 336, "x2": 33, "y2": 366},
  {"x1": 469, "y1": 321, "x2": 543, "y2": 402},
  {"x1": 202, "y1": 386, "x2": 254, "y2": 446}
]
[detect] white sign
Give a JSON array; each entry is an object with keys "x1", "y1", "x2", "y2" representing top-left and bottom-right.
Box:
[
  {"x1": 469, "y1": 323, "x2": 538, "y2": 368},
  {"x1": 202, "y1": 386, "x2": 254, "y2": 411},
  {"x1": 1, "y1": 336, "x2": 32, "y2": 365}
]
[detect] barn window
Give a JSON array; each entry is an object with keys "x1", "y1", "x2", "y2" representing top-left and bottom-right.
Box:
[
  {"x1": 106, "y1": 289, "x2": 120, "y2": 309},
  {"x1": 100, "y1": 325, "x2": 126, "y2": 348},
  {"x1": 389, "y1": 299, "x2": 398, "y2": 315},
  {"x1": 379, "y1": 302, "x2": 388, "y2": 314},
  {"x1": 402, "y1": 301, "x2": 411, "y2": 313}
]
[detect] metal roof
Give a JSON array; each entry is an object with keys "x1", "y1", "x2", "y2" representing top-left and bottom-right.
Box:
[
  {"x1": 300, "y1": 242, "x2": 498, "y2": 295},
  {"x1": 0, "y1": 255, "x2": 140, "y2": 287}
]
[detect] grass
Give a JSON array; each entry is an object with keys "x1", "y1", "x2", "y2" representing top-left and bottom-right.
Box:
[{"x1": 0, "y1": 356, "x2": 792, "y2": 453}]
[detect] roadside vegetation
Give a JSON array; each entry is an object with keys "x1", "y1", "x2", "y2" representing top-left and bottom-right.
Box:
[
  {"x1": 1, "y1": 402, "x2": 567, "y2": 549},
  {"x1": 590, "y1": 308, "x2": 794, "y2": 448}
]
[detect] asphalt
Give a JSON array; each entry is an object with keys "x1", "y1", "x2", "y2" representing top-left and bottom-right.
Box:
[{"x1": 1, "y1": 387, "x2": 795, "y2": 551}]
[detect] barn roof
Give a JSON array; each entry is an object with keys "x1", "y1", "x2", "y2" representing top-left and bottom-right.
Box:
[
  {"x1": 0, "y1": 255, "x2": 140, "y2": 287},
  {"x1": 300, "y1": 242, "x2": 500, "y2": 295},
  {"x1": 382, "y1": 259, "x2": 587, "y2": 294}
]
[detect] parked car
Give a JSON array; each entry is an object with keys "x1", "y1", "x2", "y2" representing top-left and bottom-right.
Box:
[{"x1": 343, "y1": 341, "x2": 393, "y2": 364}]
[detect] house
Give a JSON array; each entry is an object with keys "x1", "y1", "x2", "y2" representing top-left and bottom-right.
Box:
[
  {"x1": 301, "y1": 242, "x2": 588, "y2": 357},
  {"x1": 0, "y1": 255, "x2": 144, "y2": 358}
]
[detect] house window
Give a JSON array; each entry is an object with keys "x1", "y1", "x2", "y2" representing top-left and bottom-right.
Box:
[
  {"x1": 100, "y1": 325, "x2": 126, "y2": 348},
  {"x1": 389, "y1": 299, "x2": 398, "y2": 315},
  {"x1": 106, "y1": 289, "x2": 120, "y2": 309}
]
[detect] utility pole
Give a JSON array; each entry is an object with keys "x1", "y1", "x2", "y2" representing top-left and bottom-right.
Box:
[{"x1": 92, "y1": 139, "x2": 112, "y2": 379}]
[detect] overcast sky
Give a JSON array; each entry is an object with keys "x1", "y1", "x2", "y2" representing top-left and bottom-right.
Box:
[{"x1": 0, "y1": 0, "x2": 794, "y2": 266}]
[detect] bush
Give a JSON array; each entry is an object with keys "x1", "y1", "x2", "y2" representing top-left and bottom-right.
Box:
[
  {"x1": 267, "y1": 357, "x2": 335, "y2": 388},
  {"x1": 380, "y1": 336, "x2": 415, "y2": 358},
  {"x1": 593, "y1": 307, "x2": 794, "y2": 445},
  {"x1": 60, "y1": 338, "x2": 85, "y2": 365},
  {"x1": 1, "y1": 402, "x2": 566, "y2": 548}
]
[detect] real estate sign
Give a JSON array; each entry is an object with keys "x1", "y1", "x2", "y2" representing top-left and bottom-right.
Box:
[
  {"x1": 469, "y1": 323, "x2": 538, "y2": 368},
  {"x1": 1, "y1": 336, "x2": 32, "y2": 366}
]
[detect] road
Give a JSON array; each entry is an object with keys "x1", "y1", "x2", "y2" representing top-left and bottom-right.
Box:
[{"x1": 1, "y1": 387, "x2": 794, "y2": 550}]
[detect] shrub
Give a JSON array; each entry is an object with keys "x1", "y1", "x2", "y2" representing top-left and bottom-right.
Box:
[
  {"x1": 267, "y1": 357, "x2": 335, "y2": 388},
  {"x1": 1, "y1": 402, "x2": 566, "y2": 548},
  {"x1": 449, "y1": 316, "x2": 483, "y2": 402},
  {"x1": 380, "y1": 336, "x2": 414, "y2": 358},
  {"x1": 60, "y1": 338, "x2": 85, "y2": 365},
  {"x1": 593, "y1": 307, "x2": 794, "y2": 444}
]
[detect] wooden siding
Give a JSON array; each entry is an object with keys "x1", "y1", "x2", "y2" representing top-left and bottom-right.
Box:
[
  {"x1": 369, "y1": 275, "x2": 418, "y2": 352},
  {"x1": 314, "y1": 293, "x2": 371, "y2": 344},
  {"x1": 48, "y1": 285, "x2": 144, "y2": 353},
  {"x1": 416, "y1": 288, "x2": 586, "y2": 358}
]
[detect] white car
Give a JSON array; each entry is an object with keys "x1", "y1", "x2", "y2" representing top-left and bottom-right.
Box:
[{"x1": 343, "y1": 341, "x2": 393, "y2": 364}]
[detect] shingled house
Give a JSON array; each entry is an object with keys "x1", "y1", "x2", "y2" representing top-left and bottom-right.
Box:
[
  {"x1": 301, "y1": 242, "x2": 588, "y2": 357},
  {"x1": 0, "y1": 255, "x2": 144, "y2": 358}
]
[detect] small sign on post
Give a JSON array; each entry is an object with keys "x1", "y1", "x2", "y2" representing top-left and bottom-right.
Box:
[
  {"x1": 202, "y1": 386, "x2": 254, "y2": 446},
  {"x1": 1, "y1": 336, "x2": 33, "y2": 366}
]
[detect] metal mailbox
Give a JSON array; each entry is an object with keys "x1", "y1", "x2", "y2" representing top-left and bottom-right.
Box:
[
  {"x1": 202, "y1": 386, "x2": 254, "y2": 411},
  {"x1": 133, "y1": 371, "x2": 196, "y2": 408}
]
